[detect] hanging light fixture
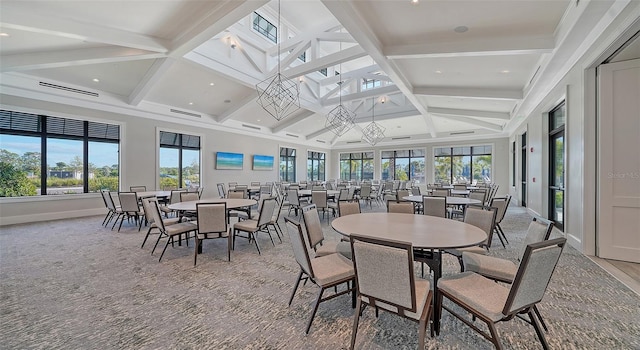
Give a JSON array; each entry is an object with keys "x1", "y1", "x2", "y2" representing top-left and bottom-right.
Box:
[
  {"x1": 361, "y1": 96, "x2": 386, "y2": 145},
  {"x1": 326, "y1": 29, "x2": 356, "y2": 136},
  {"x1": 256, "y1": 0, "x2": 300, "y2": 121}
]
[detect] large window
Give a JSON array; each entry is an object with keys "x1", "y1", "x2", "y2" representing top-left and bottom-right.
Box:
[
  {"x1": 339, "y1": 152, "x2": 374, "y2": 181},
  {"x1": 381, "y1": 149, "x2": 425, "y2": 183},
  {"x1": 159, "y1": 131, "x2": 200, "y2": 189},
  {"x1": 434, "y1": 145, "x2": 492, "y2": 184},
  {"x1": 253, "y1": 12, "x2": 277, "y2": 43},
  {"x1": 362, "y1": 78, "x2": 382, "y2": 91},
  {"x1": 549, "y1": 102, "x2": 565, "y2": 230},
  {"x1": 307, "y1": 151, "x2": 325, "y2": 181},
  {"x1": 0, "y1": 110, "x2": 120, "y2": 197},
  {"x1": 280, "y1": 147, "x2": 296, "y2": 182}
]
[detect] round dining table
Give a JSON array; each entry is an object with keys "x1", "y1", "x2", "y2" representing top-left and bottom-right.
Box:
[
  {"x1": 168, "y1": 197, "x2": 256, "y2": 212},
  {"x1": 137, "y1": 190, "x2": 172, "y2": 199},
  {"x1": 331, "y1": 212, "x2": 486, "y2": 334},
  {"x1": 402, "y1": 195, "x2": 481, "y2": 206},
  {"x1": 297, "y1": 189, "x2": 340, "y2": 197}
]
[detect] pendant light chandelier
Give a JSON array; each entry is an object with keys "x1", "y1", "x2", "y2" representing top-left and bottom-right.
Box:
[
  {"x1": 325, "y1": 29, "x2": 356, "y2": 136},
  {"x1": 361, "y1": 96, "x2": 386, "y2": 145},
  {"x1": 256, "y1": 0, "x2": 300, "y2": 121}
]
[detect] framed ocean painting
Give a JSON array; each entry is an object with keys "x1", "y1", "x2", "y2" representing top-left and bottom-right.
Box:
[
  {"x1": 252, "y1": 155, "x2": 274, "y2": 171},
  {"x1": 216, "y1": 152, "x2": 243, "y2": 170}
]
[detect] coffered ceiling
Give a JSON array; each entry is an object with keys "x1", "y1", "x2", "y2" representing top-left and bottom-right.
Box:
[{"x1": 0, "y1": 0, "x2": 633, "y2": 148}]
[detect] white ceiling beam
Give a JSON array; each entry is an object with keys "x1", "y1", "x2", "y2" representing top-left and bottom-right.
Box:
[
  {"x1": 306, "y1": 127, "x2": 333, "y2": 139},
  {"x1": 322, "y1": 85, "x2": 400, "y2": 106},
  {"x1": 267, "y1": 19, "x2": 341, "y2": 56},
  {"x1": 353, "y1": 108, "x2": 420, "y2": 123},
  {"x1": 0, "y1": 5, "x2": 168, "y2": 53},
  {"x1": 320, "y1": 64, "x2": 379, "y2": 86},
  {"x1": 169, "y1": 0, "x2": 269, "y2": 57},
  {"x1": 322, "y1": 0, "x2": 438, "y2": 137},
  {"x1": 228, "y1": 34, "x2": 264, "y2": 74},
  {"x1": 267, "y1": 41, "x2": 311, "y2": 75},
  {"x1": 383, "y1": 35, "x2": 555, "y2": 59},
  {"x1": 413, "y1": 86, "x2": 523, "y2": 100},
  {"x1": 0, "y1": 47, "x2": 165, "y2": 72},
  {"x1": 128, "y1": 58, "x2": 176, "y2": 106},
  {"x1": 427, "y1": 107, "x2": 511, "y2": 120},
  {"x1": 361, "y1": 74, "x2": 394, "y2": 83},
  {"x1": 281, "y1": 45, "x2": 367, "y2": 79},
  {"x1": 320, "y1": 78, "x2": 355, "y2": 102},
  {"x1": 431, "y1": 114, "x2": 504, "y2": 132},
  {"x1": 215, "y1": 94, "x2": 258, "y2": 123},
  {"x1": 272, "y1": 109, "x2": 316, "y2": 133},
  {"x1": 316, "y1": 32, "x2": 355, "y2": 43}
]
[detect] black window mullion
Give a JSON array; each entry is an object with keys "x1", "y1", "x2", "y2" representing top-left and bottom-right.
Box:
[
  {"x1": 83, "y1": 121, "x2": 89, "y2": 193},
  {"x1": 178, "y1": 134, "x2": 183, "y2": 188},
  {"x1": 41, "y1": 116, "x2": 47, "y2": 195}
]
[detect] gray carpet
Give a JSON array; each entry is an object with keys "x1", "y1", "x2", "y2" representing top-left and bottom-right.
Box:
[{"x1": 1, "y1": 203, "x2": 639, "y2": 349}]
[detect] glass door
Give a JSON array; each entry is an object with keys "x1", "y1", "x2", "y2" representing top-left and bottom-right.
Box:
[{"x1": 549, "y1": 102, "x2": 565, "y2": 230}]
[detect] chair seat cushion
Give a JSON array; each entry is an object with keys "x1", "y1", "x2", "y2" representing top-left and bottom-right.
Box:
[
  {"x1": 462, "y1": 252, "x2": 517, "y2": 283},
  {"x1": 165, "y1": 222, "x2": 197, "y2": 236},
  {"x1": 310, "y1": 253, "x2": 354, "y2": 286},
  {"x1": 361, "y1": 279, "x2": 431, "y2": 320},
  {"x1": 438, "y1": 272, "x2": 509, "y2": 322},
  {"x1": 314, "y1": 241, "x2": 352, "y2": 260},
  {"x1": 234, "y1": 219, "x2": 258, "y2": 232},
  {"x1": 447, "y1": 246, "x2": 487, "y2": 257}
]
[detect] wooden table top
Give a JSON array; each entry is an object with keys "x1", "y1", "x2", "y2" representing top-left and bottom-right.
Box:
[
  {"x1": 402, "y1": 196, "x2": 481, "y2": 206},
  {"x1": 168, "y1": 198, "x2": 256, "y2": 211}
]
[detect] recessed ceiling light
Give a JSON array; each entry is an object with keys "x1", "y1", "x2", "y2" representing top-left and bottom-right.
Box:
[
  {"x1": 501, "y1": 70, "x2": 510, "y2": 74},
  {"x1": 92, "y1": 78, "x2": 100, "y2": 83},
  {"x1": 189, "y1": 102, "x2": 193, "y2": 105},
  {"x1": 0, "y1": 33, "x2": 10, "y2": 37},
  {"x1": 435, "y1": 70, "x2": 442, "y2": 74},
  {"x1": 209, "y1": 82, "x2": 215, "y2": 86},
  {"x1": 257, "y1": 119, "x2": 261, "y2": 122},
  {"x1": 410, "y1": 0, "x2": 419, "y2": 5},
  {"x1": 454, "y1": 26, "x2": 469, "y2": 33}
]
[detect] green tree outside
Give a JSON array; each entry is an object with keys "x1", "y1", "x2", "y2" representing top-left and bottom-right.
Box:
[{"x1": 0, "y1": 162, "x2": 37, "y2": 197}]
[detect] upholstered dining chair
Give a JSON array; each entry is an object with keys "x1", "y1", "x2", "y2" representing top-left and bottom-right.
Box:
[
  {"x1": 432, "y1": 188, "x2": 450, "y2": 197},
  {"x1": 194, "y1": 202, "x2": 231, "y2": 264},
  {"x1": 113, "y1": 192, "x2": 143, "y2": 231},
  {"x1": 462, "y1": 216, "x2": 554, "y2": 330},
  {"x1": 285, "y1": 217, "x2": 355, "y2": 334},
  {"x1": 217, "y1": 183, "x2": 226, "y2": 198},
  {"x1": 446, "y1": 205, "x2": 497, "y2": 271},
  {"x1": 149, "y1": 200, "x2": 198, "y2": 262},
  {"x1": 139, "y1": 196, "x2": 181, "y2": 248},
  {"x1": 302, "y1": 204, "x2": 351, "y2": 259},
  {"x1": 387, "y1": 200, "x2": 415, "y2": 214},
  {"x1": 438, "y1": 238, "x2": 567, "y2": 350},
  {"x1": 489, "y1": 195, "x2": 512, "y2": 247},
  {"x1": 469, "y1": 189, "x2": 488, "y2": 205},
  {"x1": 180, "y1": 191, "x2": 199, "y2": 202},
  {"x1": 130, "y1": 185, "x2": 146, "y2": 192},
  {"x1": 160, "y1": 189, "x2": 184, "y2": 217},
  {"x1": 349, "y1": 234, "x2": 432, "y2": 350},
  {"x1": 422, "y1": 195, "x2": 447, "y2": 218},
  {"x1": 232, "y1": 197, "x2": 277, "y2": 254},
  {"x1": 358, "y1": 185, "x2": 375, "y2": 208},
  {"x1": 100, "y1": 189, "x2": 120, "y2": 227},
  {"x1": 311, "y1": 190, "x2": 337, "y2": 221},
  {"x1": 338, "y1": 200, "x2": 361, "y2": 217},
  {"x1": 286, "y1": 189, "x2": 302, "y2": 217}
]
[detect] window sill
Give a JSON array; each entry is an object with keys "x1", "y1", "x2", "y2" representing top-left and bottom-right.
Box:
[{"x1": 0, "y1": 192, "x2": 101, "y2": 204}]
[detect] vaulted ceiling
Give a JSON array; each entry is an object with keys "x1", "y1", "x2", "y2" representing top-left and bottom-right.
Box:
[{"x1": 0, "y1": 0, "x2": 630, "y2": 148}]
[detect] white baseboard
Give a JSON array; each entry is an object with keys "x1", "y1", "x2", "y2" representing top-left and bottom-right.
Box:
[{"x1": 0, "y1": 208, "x2": 106, "y2": 226}]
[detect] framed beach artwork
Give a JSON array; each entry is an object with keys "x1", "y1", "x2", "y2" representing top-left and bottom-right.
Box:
[
  {"x1": 252, "y1": 155, "x2": 274, "y2": 171},
  {"x1": 216, "y1": 152, "x2": 243, "y2": 170}
]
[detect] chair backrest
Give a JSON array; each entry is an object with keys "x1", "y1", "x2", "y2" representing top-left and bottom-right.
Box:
[
  {"x1": 469, "y1": 189, "x2": 487, "y2": 203},
  {"x1": 396, "y1": 189, "x2": 410, "y2": 200},
  {"x1": 410, "y1": 186, "x2": 421, "y2": 196},
  {"x1": 383, "y1": 182, "x2": 394, "y2": 191},
  {"x1": 432, "y1": 188, "x2": 450, "y2": 197},
  {"x1": 180, "y1": 192, "x2": 199, "y2": 202},
  {"x1": 387, "y1": 200, "x2": 415, "y2": 214},
  {"x1": 170, "y1": 190, "x2": 184, "y2": 204},
  {"x1": 350, "y1": 234, "x2": 417, "y2": 313},
  {"x1": 463, "y1": 205, "x2": 498, "y2": 247},
  {"x1": 228, "y1": 189, "x2": 246, "y2": 199},
  {"x1": 257, "y1": 197, "x2": 277, "y2": 227},
  {"x1": 228, "y1": 182, "x2": 237, "y2": 190},
  {"x1": 312, "y1": 185, "x2": 324, "y2": 191},
  {"x1": 286, "y1": 189, "x2": 300, "y2": 206},
  {"x1": 326, "y1": 182, "x2": 335, "y2": 190},
  {"x1": 196, "y1": 202, "x2": 227, "y2": 234},
  {"x1": 260, "y1": 185, "x2": 272, "y2": 195},
  {"x1": 311, "y1": 190, "x2": 328, "y2": 209},
  {"x1": 289, "y1": 184, "x2": 300, "y2": 190},
  {"x1": 147, "y1": 200, "x2": 166, "y2": 233},
  {"x1": 118, "y1": 192, "x2": 139, "y2": 212},
  {"x1": 360, "y1": 185, "x2": 372, "y2": 197},
  {"x1": 348, "y1": 186, "x2": 356, "y2": 199},
  {"x1": 453, "y1": 184, "x2": 467, "y2": 190},
  {"x1": 130, "y1": 186, "x2": 146, "y2": 192},
  {"x1": 251, "y1": 181, "x2": 261, "y2": 186},
  {"x1": 489, "y1": 195, "x2": 510, "y2": 224},
  {"x1": 302, "y1": 206, "x2": 325, "y2": 249},
  {"x1": 338, "y1": 200, "x2": 361, "y2": 216},
  {"x1": 423, "y1": 196, "x2": 447, "y2": 218},
  {"x1": 338, "y1": 188, "x2": 349, "y2": 201},
  {"x1": 503, "y1": 238, "x2": 566, "y2": 316},
  {"x1": 285, "y1": 217, "x2": 314, "y2": 279},
  {"x1": 101, "y1": 190, "x2": 114, "y2": 210},
  {"x1": 518, "y1": 217, "x2": 555, "y2": 261},
  {"x1": 217, "y1": 183, "x2": 226, "y2": 198},
  {"x1": 140, "y1": 195, "x2": 157, "y2": 223}
]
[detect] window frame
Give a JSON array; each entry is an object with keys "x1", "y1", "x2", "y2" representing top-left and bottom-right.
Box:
[
  {"x1": 339, "y1": 151, "x2": 374, "y2": 181},
  {"x1": 433, "y1": 145, "x2": 493, "y2": 184},
  {"x1": 380, "y1": 149, "x2": 426, "y2": 182},
  {"x1": 252, "y1": 12, "x2": 277, "y2": 43},
  {"x1": 158, "y1": 130, "x2": 201, "y2": 189},
  {"x1": 307, "y1": 150, "x2": 325, "y2": 181},
  {"x1": 279, "y1": 147, "x2": 296, "y2": 182}
]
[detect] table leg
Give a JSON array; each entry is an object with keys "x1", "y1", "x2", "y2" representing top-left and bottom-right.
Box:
[{"x1": 414, "y1": 249, "x2": 443, "y2": 335}]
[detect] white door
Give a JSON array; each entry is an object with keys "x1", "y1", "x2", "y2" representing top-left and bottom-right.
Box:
[{"x1": 597, "y1": 58, "x2": 640, "y2": 262}]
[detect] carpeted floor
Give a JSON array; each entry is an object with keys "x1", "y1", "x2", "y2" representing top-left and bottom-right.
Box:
[{"x1": 1, "y1": 203, "x2": 639, "y2": 349}]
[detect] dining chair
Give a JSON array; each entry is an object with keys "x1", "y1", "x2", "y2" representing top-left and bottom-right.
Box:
[
  {"x1": 396, "y1": 189, "x2": 410, "y2": 200},
  {"x1": 160, "y1": 189, "x2": 184, "y2": 218},
  {"x1": 387, "y1": 200, "x2": 415, "y2": 214},
  {"x1": 446, "y1": 205, "x2": 498, "y2": 271},
  {"x1": 462, "y1": 216, "x2": 554, "y2": 331},
  {"x1": 100, "y1": 189, "x2": 119, "y2": 227},
  {"x1": 432, "y1": 188, "x2": 450, "y2": 197},
  {"x1": 349, "y1": 234, "x2": 432, "y2": 350},
  {"x1": 194, "y1": 202, "x2": 231, "y2": 264},
  {"x1": 180, "y1": 191, "x2": 199, "y2": 202},
  {"x1": 217, "y1": 183, "x2": 226, "y2": 198},
  {"x1": 302, "y1": 204, "x2": 351, "y2": 259},
  {"x1": 453, "y1": 184, "x2": 467, "y2": 190},
  {"x1": 469, "y1": 189, "x2": 488, "y2": 204},
  {"x1": 489, "y1": 195, "x2": 512, "y2": 247},
  {"x1": 311, "y1": 190, "x2": 336, "y2": 221},
  {"x1": 286, "y1": 189, "x2": 302, "y2": 217},
  {"x1": 232, "y1": 197, "x2": 277, "y2": 254},
  {"x1": 113, "y1": 192, "x2": 143, "y2": 231},
  {"x1": 140, "y1": 196, "x2": 181, "y2": 248},
  {"x1": 338, "y1": 200, "x2": 361, "y2": 217},
  {"x1": 358, "y1": 185, "x2": 374, "y2": 208},
  {"x1": 130, "y1": 185, "x2": 146, "y2": 192},
  {"x1": 411, "y1": 186, "x2": 421, "y2": 196},
  {"x1": 284, "y1": 217, "x2": 355, "y2": 334},
  {"x1": 438, "y1": 238, "x2": 567, "y2": 350},
  {"x1": 149, "y1": 200, "x2": 197, "y2": 262},
  {"x1": 422, "y1": 195, "x2": 447, "y2": 218},
  {"x1": 251, "y1": 181, "x2": 261, "y2": 187}
]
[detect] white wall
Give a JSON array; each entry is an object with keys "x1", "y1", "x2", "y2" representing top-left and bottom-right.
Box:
[{"x1": 0, "y1": 95, "x2": 330, "y2": 225}]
